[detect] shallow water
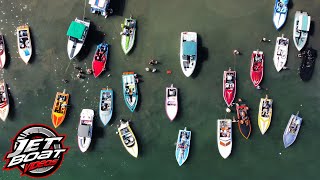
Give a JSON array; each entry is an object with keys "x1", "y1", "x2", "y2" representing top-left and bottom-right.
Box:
[{"x1": 0, "y1": 0, "x2": 320, "y2": 179}]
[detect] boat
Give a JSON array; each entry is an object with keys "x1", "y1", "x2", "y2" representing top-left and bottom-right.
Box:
[
  {"x1": 175, "y1": 127, "x2": 191, "y2": 166},
  {"x1": 66, "y1": 18, "x2": 90, "y2": 59},
  {"x1": 273, "y1": 34, "x2": 289, "y2": 72},
  {"x1": 77, "y1": 109, "x2": 94, "y2": 153},
  {"x1": 180, "y1": 32, "x2": 197, "y2": 77},
  {"x1": 273, "y1": 0, "x2": 289, "y2": 30},
  {"x1": 235, "y1": 103, "x2": 251, "y2": 139},
  {"x1": 293, "y1": 11, "x2": 311, "y2": 51},
  {"x1": 0, "y1": 34, "x2": 6, "y2": 68},
  {"x1": 122, "y1": 72, "x2": 138, "y2": 112},
  {"x1": 89, "y1": 0, "x2": 110, "y2": 18},
  {"x1": 165, "y1": 84, "x2": 178, "y2": 121},
  {"x1": 0, "y1": 80, "x2": 9, "y2": 121},
  {"x1": 217, "y1": 119, "x2": 232, "y2": 159},
  {"x1": 299, "y1": 47, "x2": 317, "y2": 81},
  {"x1": 99, "y1": 87, "x2": 113, "y2": 126},
  {"x1": 117, "y1": 119, "x2": 138, "y2": 158},
  {"x1": 258, "y1": 95, "x2": 273, "y2": 135},
  {"x1": 223, "y1": 68, "x2": 236, "y2": 107},
  {"x1": 17, "y1": 25, "x2": 32, "y2": 64},
  {"x1": 283, "y1": 111, "x2": 303, "y2": 148},
  {"x1": 92, "y1": 43, "x2": 108, "y2": 78},
  {"x1": 250, "y1": 50, "x2": 264, "y2": 88},
  {"x1": 120, "y1": 17, "x2": 136, "y2": 54},
  {"x1": 51, "y1": 89, "x2": 70, "y2": 128}
]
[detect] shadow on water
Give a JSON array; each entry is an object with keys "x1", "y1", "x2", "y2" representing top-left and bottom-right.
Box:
[
  {"x1": 3, "y1": 38, "x2": 11, "y2": 69},
  {"x1": 77, "y1": 22, "x2": 105, "y2": 61},
  {"x1": 28, "y1": 30, "x2": 36, "y2": 64},
  {"x1": 110, "y1": 0, "x2": 126, "y2": 16},
  {"x1": 130, "y1": 120, "x2": 143, "y2": 157},
  {"x1": 174, "y1": 86, "x2": 183, "y2": 121},
  {"x1": 192, "y1": 34, "x2": 208, "y2": 79},
  {"x1": 109, "y1": 90, "x2": 117, "y2": 125},
  {"x1": 134, "y1": 74, "x2": 143, "y2": 112},
  {"x1": 90, "y1": 115, "x2": 105, "y2": 151},
  {"x1": 7, "y1": 84, "x2": 15, "y2": 120},
  {"x1": 287, "y1": 0, "x2": 293, "y2": 9}
]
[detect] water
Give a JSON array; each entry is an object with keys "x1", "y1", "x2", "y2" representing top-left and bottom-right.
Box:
[{"x1": 0, "y1": 0, "x2": 320, "y2": 179}]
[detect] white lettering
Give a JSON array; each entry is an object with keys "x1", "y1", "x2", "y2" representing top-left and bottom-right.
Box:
[
  {"x1": 23, "y1": 152, "x2": 39, "y2": 163},
  {"x1": 25, "y1": 139, "x2": 43, "y2": 153},
  {"x1": 7, "y1": 154, "x2": 25, "y2": 167}
]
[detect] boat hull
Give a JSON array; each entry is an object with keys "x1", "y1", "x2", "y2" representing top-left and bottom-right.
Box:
[
  {"x1": 175, "y1": 127, "x2": 191, "y2": 166},
  {"x1": 165, "y1": 85, "x2": 178, "y2": 121},
  {"x1": 180, "y1": 32, "x2": 197, "y2": 77},
  {"x1": 250, "y1": 50, "x2": 264, "y2": 87},
  {"x1": 122, "y1": 72, "x2": 138, "y2": 112},
  {"x1": 223, "y1": 69, "x2": 236, "y2": 107},
  {"x1": 0, "y1": 35, "x2": 6, "y2": 68},
  {"x1": 0, "y1": 80, "x2": 9, "y2": 121},
  {"x1": 121, "y1": 18, "x2": 136, "y2": 54},
  {"x1": 117, "y1": 120, "x2": 138, "y2": 158},
  {"x1": 92, "y1": 43, "x2": 108, "y2": 78},
  {"x1": 258, "y1": 96, "x2": 273, "y2": 135},
  {"x1": 77, "y1": 109, "x2": 94, "y2": 152},
  {"x1": 273, "y1": 35, "x2": 289, "y2": 72},
  {"x1": 51, "y1": 90, "x2": 69, "y2": 128},
  {"x1": 99, "y1": 88, "x2": 113, "y2": 126},
  {"x1": 17, "y1": 25, "x2": 32, "y2": 64},
  {"x1": 217, "y1": 119, "x2": 232, "y2": 159},
  {"x1": 283, "y1": 113, "x2": 302, "y2": 148}
]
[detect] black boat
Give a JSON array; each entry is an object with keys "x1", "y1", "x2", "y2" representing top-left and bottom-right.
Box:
[
  {"x1": 235, "y1": 103, "x2": 251, "y2": 139},
  {"x1": 299, "y1": 48, "x2": 317, "y2": 81}
]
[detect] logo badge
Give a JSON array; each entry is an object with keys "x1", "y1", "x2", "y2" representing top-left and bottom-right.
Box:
[{"x1": 3, "y1": 124, "x2": 68, "y2": 178}]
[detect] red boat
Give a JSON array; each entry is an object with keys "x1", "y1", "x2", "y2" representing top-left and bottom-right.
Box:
[
  {"x1": 223, "y1": 68, "x2": 236, "y2": 107},
  {"x1": 250, "y1": 50, "x2": 264, "y2": 87},
  {"x1": 235, "y1": 103, "x2": 251, "y2": 139},
  {"x1": 92, "y1": 43, "x2": 108, "y2": 78}
]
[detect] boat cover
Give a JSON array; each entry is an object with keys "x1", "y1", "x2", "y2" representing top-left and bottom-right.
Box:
[
  {"x1": 78, "y1": 125, "x2": 90, "y2": 137},
  {"x1": 298, "y1": 15, "x2": 311, "y2": 31},
  {"x1": 67, "y1": 21, "x2": 86, "y2": 39},
  {"x1": 183, "y1": 41, "x2": 196, "y2": 56}
]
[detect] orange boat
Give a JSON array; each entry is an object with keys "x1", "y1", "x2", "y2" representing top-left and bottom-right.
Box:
[{"x1": 52, "y1": 89, "x2": 69, "y2": 128}]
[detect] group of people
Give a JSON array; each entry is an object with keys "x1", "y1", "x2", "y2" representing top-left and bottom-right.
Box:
[{"x1": 145, "y1": 59, "x2": 158, "y2": 73}]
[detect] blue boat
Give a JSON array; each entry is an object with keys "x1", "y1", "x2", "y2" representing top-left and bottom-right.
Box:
[
  {"x1": 283, "y1": 112, "x2": 303, "y2": 148},
  {"x1": 273, "y1": 0, "x2": 289, "y2": 30},
  {"x1": 89, "y1": 0, "x2": 110, "y2": 18},
  {"x1": 99, "y1": 87, "x2": 113, "y2": 126},
  {"x1": 122, "y1": 72, "x2": 138, "y2": 112},
  {"x1": 175, "y1": 127, "x2": 191, "y2": 166}
]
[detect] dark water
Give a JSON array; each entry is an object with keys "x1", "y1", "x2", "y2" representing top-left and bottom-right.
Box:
[{"x1": 0, "y1": 0, "x2": 320, "y2": 179}]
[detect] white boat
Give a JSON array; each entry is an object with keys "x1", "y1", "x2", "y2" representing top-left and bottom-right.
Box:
[
  {"x1": 99, "y1": 87, "x2": 113, "y2": 126},
  {"x1": 180, "y1": 32, "x2": 197, "y2": 77},
  {"x1": 0, "y1": 35, "x2": 6, "y2": 68},
  {"x1": 283, "y1": 111, "x2": 302, "y2": 148},
  {"x1": 117, "y1": 119, "x2": 138, "y2": 158},
  {"x1": 273, "y1": 34, "x2": 289, "y2": 72},
  {"x1": 67, "y1": 18, "x2": 90, "y2": 59},
  {"x1": 217, "y1": 119, "x2": 232, "y2": 159},
  {"x1": 17, "y1": 25, "x2": 32, "y2": 64},
  {"x1": 0, "y1": 80, "x2": 9, "y2": 121},
  {"x1": 293, "y1": 11, "x2": 311, "y2": 51},
  {"x1": 77, "y1": 109, "x2": 94, "y2": 152},
  {"x1": 165, "y1": 84, "x2": 178, "y2": 121}
]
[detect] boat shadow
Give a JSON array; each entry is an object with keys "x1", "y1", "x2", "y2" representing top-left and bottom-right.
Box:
[
  {"x1": 90, "y1": 115, "x2": 105, "y2": 151},
  {"x1": 27, "y1": 29, "x2": 36, "y2": 64},
  {"x1": 174, "y1": 86, "x2": 183, "y2": 121},
  {"x1": 2, "y1": 38, "x2": 11, "y2": 69},
  {"x1": 191, "y1": 34, "x2": 208, "y2": 79},
  {"x1": 110, "y1": 0, "x2": 126, "y2": 16},
  {"x1": 77, "y1": 22, "x2": 106, "y2": 61},
  {"x1": 109, "y1": 90, "x2": 117, "y2": 125},
  {"x1": 134, "y1": 74, "x2": 143, "y2": 112},
  {"x1": 130, "y1": 120, "x2": 144, "y2": 157},
  {"x1": 7, "y1": 84, "x2": 16, "y2": 120},
  {"x1": 287, "y1": 0, "x2": 293, "y2": 9}
]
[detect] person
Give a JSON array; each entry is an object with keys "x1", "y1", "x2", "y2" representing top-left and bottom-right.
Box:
[
  {"x1": 233, "y1": 50, "x2": 240, "y2": 55},
  {"x1": 105, "y1": 8, "x2": 113, "y2": 18},
  {"x1": 75, "y1": 66, "x2": 81, "y2": 70},
  {"x1": 120, "y1": 28, "x2": 129, "y2": 35},
  {"x1": 261, "y1": 37, "x2": 271, "y2": 42},
  {"x1": 145, "y1": 67, "x2": 150, "y2": 72},
  {"x1": 107, "y1": 74, "x2": 111, "y2": 77},
  {"x1": 62, "y1": 79, "x2": 68, "y2": 83},
  {"x1": 76, "y1": 73, "x2": 83, "y2": 79},
  {"x1": 86, "y1": 69, "x2": 93, "y2": 74},
  {"x1": 152, "y1": 68, "x2": 157, "y2": 73}
]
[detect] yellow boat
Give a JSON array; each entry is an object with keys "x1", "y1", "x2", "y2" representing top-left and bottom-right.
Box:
[
  {"x1": 258, "y1": 95, "x2": 273, "y2": 135},
  {"x1": 52, "y1": 89, "x2": 69, "y2": 128},
  {"x1": 117, "y1": 119, "x2": 138, "y2": 158}
]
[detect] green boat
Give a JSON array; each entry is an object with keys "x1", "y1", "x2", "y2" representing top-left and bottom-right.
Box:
[{"x1": 120, "y1": 17, "x2": 136, "y2": 55}]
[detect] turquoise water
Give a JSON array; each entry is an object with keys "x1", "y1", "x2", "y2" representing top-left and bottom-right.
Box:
[{"x1": 0, "y1": 0, "x2": 320, "y2": 179}]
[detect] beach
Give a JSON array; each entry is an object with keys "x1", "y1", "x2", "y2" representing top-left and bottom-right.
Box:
[{"x1": 0, "y1": 0, "x2": 320, "y2": 179}]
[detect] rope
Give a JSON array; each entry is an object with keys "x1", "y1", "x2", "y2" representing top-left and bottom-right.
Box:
[{"x1": 83, "y1": 0, "x2": 87, "y2": 20}]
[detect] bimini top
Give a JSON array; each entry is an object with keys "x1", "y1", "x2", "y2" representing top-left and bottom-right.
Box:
[
  {"x1": 89, "y1": 0, "x2": 109, "y2": 8},
  {"x1": 67, "y1": 21, "x2": 86, "y2": 39},
  {"x1": 183, "y1": 41, "x2": 197, "y2": 56},
  {"x1": 298, "y1": 14, "x2": 311, "y2": 32}
]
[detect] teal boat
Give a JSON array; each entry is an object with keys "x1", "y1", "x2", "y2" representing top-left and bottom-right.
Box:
[
  {"x1": 99, "y1": 87, "x2": 113, "y2": 126},
  {"x1": 120, "y1": 17, "x2": 136, "y2": 54},
  {"x1": 175, "y1": 127, "x2": 191, "y2": 166},
  {"x1": 122, "y1": 72, "x2": 138, "y2": 112}
]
